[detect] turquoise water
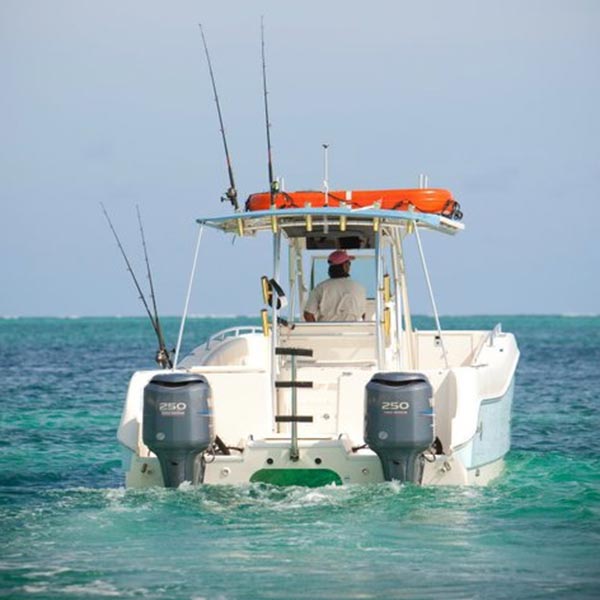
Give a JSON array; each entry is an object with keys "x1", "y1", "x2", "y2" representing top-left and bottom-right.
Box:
[{"x1": 1, "y1": 316, "x2": 599, "y2": 599}]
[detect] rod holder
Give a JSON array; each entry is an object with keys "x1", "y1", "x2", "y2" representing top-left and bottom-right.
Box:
[
  {"x1": 383, "y1": 307, "x2": 391, "y2": 338},
  {"x1": 261, "y1": 276, "x2": 270, "y2": 304},
  {"x1": 383, "y1": 274, "x2": 391, "y2": 303},
  {"x1": 261, "y1": 309, "x2": 270, "y2": 336}
]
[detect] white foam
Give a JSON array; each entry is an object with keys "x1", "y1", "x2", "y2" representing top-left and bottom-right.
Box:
[
  {"x1": 24, "y1": 585, "x2": 52, "y2": 594},
  {"x1": 61, "y1": 580, "x2": 121, "y2": 597}
]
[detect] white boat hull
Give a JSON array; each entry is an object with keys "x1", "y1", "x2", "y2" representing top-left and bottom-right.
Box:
[{"x1": 119, "y1": 327, "x2": 518, "y2": 489}]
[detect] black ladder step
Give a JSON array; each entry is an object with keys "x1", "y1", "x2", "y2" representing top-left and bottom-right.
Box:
[
  {"x1": 275, "y1": 347, "x2": 314, "y2": 357},
  {"x1": 275, "y1": 381, "x2": 313, "y2": 389},
  {"x1": 275, "y1": 415, "x2": 314, "y2": 423}
]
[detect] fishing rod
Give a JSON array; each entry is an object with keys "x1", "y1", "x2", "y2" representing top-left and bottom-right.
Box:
[
  {"x1": 101, "y1": 203, "x2": 172, "y2": 369},
  {"x1": 261, "y1": 16, "x2": 278, "y2": 208},
  {"x1": 199, "y1": 24, "x2": 239, "y2": 211},
  {"x1": 135, "y1": 205, "x2": 172, "y2": 368}
]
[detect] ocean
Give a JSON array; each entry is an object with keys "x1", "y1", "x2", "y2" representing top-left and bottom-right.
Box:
[{"x1": 1, "y1": 316, "x2": 599, "y2": 599}]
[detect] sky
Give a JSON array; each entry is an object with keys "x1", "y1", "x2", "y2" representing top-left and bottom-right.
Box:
[{"x1": 1, "y1": 0, "x2": 599, "y2": 317}]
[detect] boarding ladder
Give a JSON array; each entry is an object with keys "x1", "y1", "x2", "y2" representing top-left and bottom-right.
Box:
[{"x1": 274, "y1": 346, "x2": 314, "y2": 461}]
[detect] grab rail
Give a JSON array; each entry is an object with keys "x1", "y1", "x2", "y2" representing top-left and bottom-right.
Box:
[
  {"x1": 471, "y1": 323, "x2": 502, "y2": 365},
  {"x1": 487, "y1": 323, "x2": 503, "y2": 346},
  {"x1": 206, "y1": 326, "x2": 263, "y2": 350}
]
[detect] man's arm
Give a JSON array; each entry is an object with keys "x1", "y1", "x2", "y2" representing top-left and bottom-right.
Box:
[{"x1": 303, "y1": 285, "x2": 321, "y2": 322}]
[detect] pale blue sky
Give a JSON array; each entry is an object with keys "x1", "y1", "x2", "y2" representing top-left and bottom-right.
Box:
[{"x1": 1, "y1": 0, "x2": 599, "y2": 317}]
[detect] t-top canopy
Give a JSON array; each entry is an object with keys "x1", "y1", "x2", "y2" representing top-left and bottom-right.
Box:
[{"x1": 196, "y1": 205, "x2": 465, "y2": 242}]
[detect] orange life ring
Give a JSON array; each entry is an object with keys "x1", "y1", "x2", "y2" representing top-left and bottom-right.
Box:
[{"x1": 245, "y1": 188, "x2": 461, "y2": 219}]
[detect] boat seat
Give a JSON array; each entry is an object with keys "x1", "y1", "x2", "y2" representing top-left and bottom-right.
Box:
[{"x1": 278, "y1": 322, "x2": 377, "y2": 363}]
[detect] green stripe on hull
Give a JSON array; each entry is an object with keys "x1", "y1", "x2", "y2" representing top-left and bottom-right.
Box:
[{"x1": 250, "y1": 468, "x2": 342, "y2": 487}]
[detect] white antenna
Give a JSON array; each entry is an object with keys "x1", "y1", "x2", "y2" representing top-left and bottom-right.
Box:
[
  {"x1": 322, "y1": 143, "x2": 329, "y2": 206},
  {"x1": 419, "y1": 173, "x2": 429, "y2": 189}
]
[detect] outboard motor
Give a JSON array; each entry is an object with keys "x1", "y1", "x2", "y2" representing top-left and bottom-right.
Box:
[
  {"x1": 365, "y1": 372, "x2": 434, "y2": 483},
  {"x1": 142, "y1": 373, "x2": 214, "y2": 488}
]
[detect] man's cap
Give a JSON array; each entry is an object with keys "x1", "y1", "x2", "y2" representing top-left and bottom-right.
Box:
[{"x1": 328, "y1": 250, "x2": 355, "y2": 265}]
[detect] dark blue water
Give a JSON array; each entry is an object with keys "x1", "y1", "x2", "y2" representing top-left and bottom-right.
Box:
[{"x1": 1, "y1": 316, "x2": 599, "y2": 599}]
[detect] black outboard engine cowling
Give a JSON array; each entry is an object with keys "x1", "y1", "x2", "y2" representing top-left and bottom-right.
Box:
[
  {"x1": 364, "y1": 372, "x2": 434, "y2": 484},
  {"x1": 142, "y1": 373, "x2": 214, "y2": 488}
]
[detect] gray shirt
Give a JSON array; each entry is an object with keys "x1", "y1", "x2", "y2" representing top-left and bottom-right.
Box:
[{"x1": 304, "y1": 277, "x2": 367, "y2": 321}]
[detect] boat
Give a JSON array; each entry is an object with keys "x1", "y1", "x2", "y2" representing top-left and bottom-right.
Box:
[
  {"x1": 117, "y1": 192, "x2": 519, "y2": 488},
  {"x1": 116, "y1": 25, "x2": 518, "y2": 489}
]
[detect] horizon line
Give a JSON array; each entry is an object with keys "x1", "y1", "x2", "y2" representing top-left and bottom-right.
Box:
[{"x1": 2, "y1": 313, "x2": 598, "y2": 320}]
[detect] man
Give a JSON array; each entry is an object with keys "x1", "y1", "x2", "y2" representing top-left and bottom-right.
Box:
[{"x1": 303, "y1": 250, "x2": 367, "y2": 322}]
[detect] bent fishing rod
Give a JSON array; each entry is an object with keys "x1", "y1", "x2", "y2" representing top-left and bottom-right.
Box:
[
  {"x1": 135, "y1": 205, "x2": 172, "y2": 368},
  {"x1": 199, "y1": 23, "x2": 239, "y2": 211},
  {"x1": 101, "y1": 203, "x2": 172, "y2": 368}
]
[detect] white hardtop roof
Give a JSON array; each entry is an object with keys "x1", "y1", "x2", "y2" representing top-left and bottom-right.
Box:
[{"x1": 196, "y1": 206, "x2": 464, "y2": 237}]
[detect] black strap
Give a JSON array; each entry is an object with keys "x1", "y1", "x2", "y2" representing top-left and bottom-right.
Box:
[
  {"x1": 275, "y1": 415, "x2": 314, "y2": 423},
  {"x1": 275, "y1": 347, "x2": 313, "y2": 357},
  {"x1": 275, "y1": 381, "x2": 313, "y2": 388}
]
